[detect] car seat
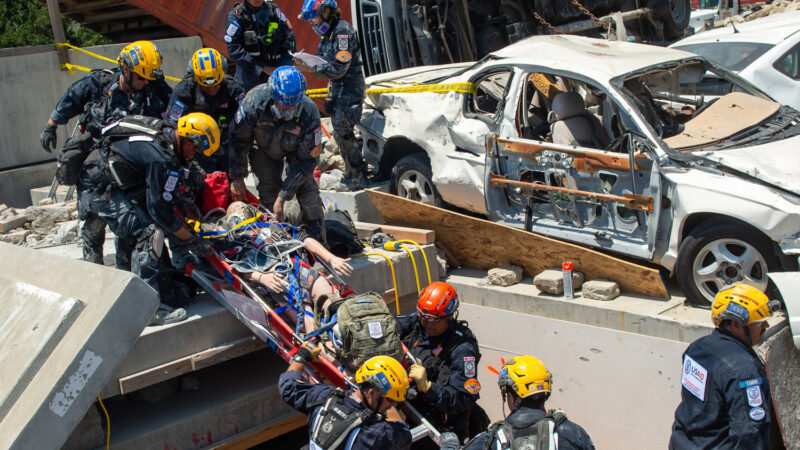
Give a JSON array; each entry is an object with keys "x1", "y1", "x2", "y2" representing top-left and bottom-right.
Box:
[{"x1": 549, "y1": 92, "x2": 610, "y2": 149}]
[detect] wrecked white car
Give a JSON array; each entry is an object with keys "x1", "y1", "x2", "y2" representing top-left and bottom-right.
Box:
[{"x1": 358, "y1": 35, "x2": 800, "y2": 306}]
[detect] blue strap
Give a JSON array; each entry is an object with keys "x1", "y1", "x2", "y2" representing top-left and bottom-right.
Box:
[
  {"x1": 344, "y1": 427, "x2": 362, "y2": 450},
  {"x1": 273, "y1": 304, "x2": 289, "y2": 315},
  {"x1": 304, "y1": 320, "x2": 337, "y2": 340}
]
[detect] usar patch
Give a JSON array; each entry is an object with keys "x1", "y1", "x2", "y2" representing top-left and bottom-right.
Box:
[
  {"x1": 746, "y1": 386, "x2": 763, "y2": 407},
  {"x1": 335, "y1": 51, "x2": 351, "y2": 63},
  {"x1": 337, "y1": 34, "x2": 348, "y2": 50},
  {"x1": 464, "y1": 378, "x2": 481, "y2": 394},
  {"x1": 464, "y1": 356, "x2": 476, "y2": 378},
  {"x1": 164, "y1": 170, "x2": 180, "y2": 193}
]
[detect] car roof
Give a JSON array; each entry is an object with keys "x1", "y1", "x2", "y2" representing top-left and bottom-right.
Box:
[
  {"x1": 672, "y1": 11, "x2": 800, "y2": 46},
  {"x1": 490, "y1": 35, "x2": 697, "y2": 82}
]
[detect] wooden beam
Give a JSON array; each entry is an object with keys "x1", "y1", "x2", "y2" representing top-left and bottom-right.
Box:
[
  {"x1": 210, "y1": 414, "x2": 307, "y2": 449},
  {"x1": 366, "y1": 189, "x2": 669, "y2": 298},
  {"x1": 355, "y1": 222, "x2": 435, "y2": 244},
  {"x1": 62, "y1": 0, "x2": 128, "y2": 14},
  {"x1": 45, "y1": 0, "x2": 69, "y2": 68},
  {"x1": 117, "y1": 337, "x2": 266, "y2": 394}
]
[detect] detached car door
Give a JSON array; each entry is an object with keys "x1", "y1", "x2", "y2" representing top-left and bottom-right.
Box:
[{"x1": 484, "y1": 133, "x2": 662, "y2": 261}]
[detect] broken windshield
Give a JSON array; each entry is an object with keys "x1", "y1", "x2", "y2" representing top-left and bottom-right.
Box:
[{"x1": 616, "y1": 59, "x2": 800, "y2": 151}]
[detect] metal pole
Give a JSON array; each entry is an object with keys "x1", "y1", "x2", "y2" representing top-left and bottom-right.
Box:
[{"x1": 46, "y1": 0, "x2": 70, "y2": 69}]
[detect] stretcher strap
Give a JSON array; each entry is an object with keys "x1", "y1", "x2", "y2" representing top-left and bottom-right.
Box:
[{"x1": 304, "y1": 320, "x2": 337, "y2": 341}]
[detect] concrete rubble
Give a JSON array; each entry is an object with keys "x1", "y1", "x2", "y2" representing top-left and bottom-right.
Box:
[
  {"x1": 534, "y1": 268, "x2": 585, "y2": 295},
  {"x1": 0, "y1": 201, "x2": 81, "y2": 248},
  {"x1": 582, "y1": 279, "x2": 621, "y2": 301},
  {"x1": 487, "y1": 265, "x2": 523, "y2": 287}
]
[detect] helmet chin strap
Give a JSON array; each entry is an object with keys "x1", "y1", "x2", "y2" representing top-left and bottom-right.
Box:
[{"x1": 744, "y1": 323, "x2": 753, "y2": 347}]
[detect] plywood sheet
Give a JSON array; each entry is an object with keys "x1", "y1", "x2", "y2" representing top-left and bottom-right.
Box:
[
  {"x1": 366, "y1": 189, "x2": 668, "y2": 298},
  {"x1": 665, "y1": 92, "x2": 779, "y2": 150}
]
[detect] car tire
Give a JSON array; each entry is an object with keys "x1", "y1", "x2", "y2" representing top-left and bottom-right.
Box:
[
  {"x1": 675, "y1": 221, "x2": 779, "y2": 308},
  {"x1": 391, "y1": 153, "x2": 443, "y2": 208},
  {"x1": 662, "y1": 0, "x2": 691, "y2": 40}
]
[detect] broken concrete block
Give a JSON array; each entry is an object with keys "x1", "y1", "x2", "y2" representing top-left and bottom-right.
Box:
[
  {"x1": 583, "y1": 279, "x2": 620, "y2": 301},
  {"x1": 534, "y1": 268, "x2": 585, "y2": 295},
  {"x1": 488, "y1": 265, "x2": 523, "y2": 286},
  {"x1": 54, "y1": 220, "x2": 80, "y2": 245},
  {"x1": 0, "y1": 213, "x2": 30, "y2": 233},
  {"x1": 38, "y1": 198, "x2": 54, "y2": 206},
  {"x1": 0, "y1": 204, "x2": 7, "y2": 213},
  {"x1": 26, "y1": 234, "x2": 42, "y2": 247},
  {"x1": 320, "y1": 169, "x2": 347, "y2": 191},
  {"x1": 25, "y1": 205, "x2": 72, "y2": 234},
  {"x1": 0, "y1": 229, "x2": 30, "y2": 245}
]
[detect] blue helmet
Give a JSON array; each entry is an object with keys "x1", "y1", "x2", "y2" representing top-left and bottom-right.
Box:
[
  {"x1": 300, "y1": 0, "x2": 337, "y2": 21},
  {"x1": 269, "y1": 66, "x2": 307, "y2": 108}
]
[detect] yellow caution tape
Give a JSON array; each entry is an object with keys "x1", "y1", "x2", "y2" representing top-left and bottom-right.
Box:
[
  {"x1": 56, "y1": 42, "x2": 181, "y2": 82},
  {"x1": 304, "y1": 81, "x2": 476, "y2": 98}
]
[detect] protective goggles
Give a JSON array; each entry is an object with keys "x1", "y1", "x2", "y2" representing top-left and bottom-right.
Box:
[
  {"x1": 200, "y1": 75, "x2": 221, "y2": 86},
  {"x1": 416, "y1": 308, "x2": 448, "y2": 322},
  {"x1": 187, "y1": 133, "x2": 214, "y2": 156},
  {"x1": 271, "y1": 103, "x2": 301, "y2": 121}
]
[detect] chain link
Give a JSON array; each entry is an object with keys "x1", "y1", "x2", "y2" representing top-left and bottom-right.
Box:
[
  {"x1": 532, "y1": 11, "x2": 561, "y2": 34},
  {"x1": 569, "y1": 0, "x2": 610, "y2": 31}
]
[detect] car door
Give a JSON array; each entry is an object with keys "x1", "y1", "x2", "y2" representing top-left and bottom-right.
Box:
[{"x1": 483, "y1": 74, "x2": 663, "y2": 260}]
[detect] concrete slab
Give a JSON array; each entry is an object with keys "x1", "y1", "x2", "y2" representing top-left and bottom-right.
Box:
[
  {"x1": 0, "y1": 243, "x2": 159, "y2": 450},
  {"x1": 319, "y1": 183, "x2": 390, "y2": 223}
]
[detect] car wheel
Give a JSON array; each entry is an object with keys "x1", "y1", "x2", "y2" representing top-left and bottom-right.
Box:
[
  {"x1": 391, "y1": 153, "x2": 442, "y2": 207},
  {"x1": 676, "y1": 221, "x2": 779, "y2": 308},
  {"x1": 662, "y1": 0, "x2": 691, "y2": 40}
]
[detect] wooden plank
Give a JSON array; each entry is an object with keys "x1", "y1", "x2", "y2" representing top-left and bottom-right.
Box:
[
  {"x1": 366, "y1": 189, "x2": 668, "y2": 299},
  {"x1": 118, "y1": 337, "x2": 266, "y2": 394},
  {"x1": 354, "y1": 222, "x2": 436, "y2": 245},
  {"x1": 45, "y1": 0, "x2": 69, "y2": 68},
  {"x1": 211, "y1": 413, "x2": 307, "y2": 449},
  {"x1": 354, "y1": 221, "x2": 382, "y2": 240}
]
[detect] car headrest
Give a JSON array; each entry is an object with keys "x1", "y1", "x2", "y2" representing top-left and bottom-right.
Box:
[
  {"x1": 679, "y1": 62, "x2": 704, "y2": 84},
  {"x1": 550, "y1": 92, "x2": 586, "y2": 122}
]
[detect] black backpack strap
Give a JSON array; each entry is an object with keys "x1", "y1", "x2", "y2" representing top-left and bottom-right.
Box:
[{"x1": 483, "y1": 422, "x2": 506, "y2": 450}]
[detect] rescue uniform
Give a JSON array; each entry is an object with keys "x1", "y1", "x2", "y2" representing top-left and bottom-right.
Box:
[
  {"x1": 49, "y1": 69, "x2": 172, "y2": 268},
  {"x1": 279, "y1": 369, "x2": 412, "y2": 450},
  {"x1": 669, "y1": 327, "x2": 772, "y2": 449},
  {"x1": 81, "y1": 127, "x2": 198, "y2": 307},
  {"x1": 310, "y1": 17, "x2": 366, "y2": 177},
  {"x1": 166, "y1": 73, "x2": 246, "y2": 172},
  {"x1": 397, "y1": 315, "x2": 484, "y2": 443},
  {"x1": 463, "y1": 407, "x2": 595, "y2": 450},
  {"x1": 228, "y1": 85, "x2": 325, "y2": 242},
  {"x1": 224, "y1": 1, "x2": 295, "y2": 92}
]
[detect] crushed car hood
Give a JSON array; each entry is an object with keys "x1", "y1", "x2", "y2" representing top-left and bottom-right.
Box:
[{"x1": 696, "y1": 134, "x2": 800, "y2": 195}]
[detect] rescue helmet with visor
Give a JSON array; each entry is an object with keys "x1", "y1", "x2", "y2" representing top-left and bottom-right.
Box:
[
  {"x1": 354, "y1": 355, "x2": 409, "y2": 402},
  {"x1": 497, "y1": 355, "x2": 552, "y2": 400},
  {"x1": 190, "y1": 48, "x2": 227, "y2": 87},
  {"x1": 711, "y1": 283, "x2": 780, "y2": 327},
  {"x1": 269, "y1": 66, "x2": 306, "y2": 120},
  {"x1": 177, "y1": 113, "x2": 221, "y2": 157},
  {"x1": 416, "y1": 281, "x2": 459, "y2": 322},
  {"x1": 118, "y1": 41, "x2": 163, "y2": 81}
]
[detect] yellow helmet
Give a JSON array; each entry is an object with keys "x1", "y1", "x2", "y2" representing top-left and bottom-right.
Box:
[
  {"x1": 498, "y1": 355, "x2": 552, "y2": 399},
  {"x1": 176, "y1": 113, "x2": 220, "y2": 157},
  {"x1": 118, "y1": 41, "x2": 163, "y2": 81},
  {"x1": 355, "y1": 355, "x2": 409, "y2": 402},
  {"x1": 190, "y1": 48, "x2": 227, "y2": 86},
  {"x1": 711, "y1": 283, "x2": 775, "y2": 327}
]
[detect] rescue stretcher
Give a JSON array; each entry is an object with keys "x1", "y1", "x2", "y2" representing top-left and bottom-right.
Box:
[{"x1": 181, "y1": 215, "x2": 443, "y2": 445}]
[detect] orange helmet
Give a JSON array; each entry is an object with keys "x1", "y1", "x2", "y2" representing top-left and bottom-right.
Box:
[{"x1": 417, "y1": 282, "x2": 459, "y2": 321}]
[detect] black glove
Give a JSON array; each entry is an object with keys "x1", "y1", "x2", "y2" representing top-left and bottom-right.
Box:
[
  {"x1": 40, "y1": 123, "x2": 57, "y2": 153},
  {"x1": 438, "y1": 432, "x2": 461, "y2": 450},
  {"x1": 184, "y1": 234, "x2": 213, "y2": 258}
]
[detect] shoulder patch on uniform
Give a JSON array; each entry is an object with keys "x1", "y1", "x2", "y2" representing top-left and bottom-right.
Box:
[
  {"x1": 680, "y1": 354, "x2": 707, "y2": 402},
  {"x1": 224, "y1": 35, "x2": 233, "y2": 43},
  {"x1": 162, "y1": 191, "x2": 173, "y2": 202},
  {"x1": 749, "y1": 406, "x2": 765, "y2": 421},
  {"x1": 129, "y1": 135, "x2": 154, "y2": 142},
  {"x1": 314, "y1": 127, "x2": 321, "y2": 146},
  {"x1": 337, "y1": 34, "x2": 348, "y2": 50},
  {"x1": 335, "y1": 51, "x2": 351, "y2": 63},
  {"x1": 226, "y1": 21, "x2": 239, "y2": 36},
  {"x1": 464, "y1": 356, "x2": 476, "y2": 377},
  {"x1": 746, "y1": 385, "x2": 763, "y2": 407},
  {"x1": 164, "y1": 170, "x2": 180, "y2": 193},
  {"x1": 310, "y1": 146, "x2": 321, "y2": 159},
  {"x1": 464, "y1": 378, "x2": 481, "y2": 395}
]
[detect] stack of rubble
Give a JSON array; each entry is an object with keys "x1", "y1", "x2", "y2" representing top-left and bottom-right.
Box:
[
  {"x1": 0, "y1": 199, "x2": 81, "y2": 248},
  {"x1": 744, "y1": 0, "x2": 800, "y2": 21}
]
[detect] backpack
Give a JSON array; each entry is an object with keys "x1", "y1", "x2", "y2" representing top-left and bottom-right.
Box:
[
  {"x1": 485, "y1": 410, "x2": 568, "y2": 450},
  {"x1": 316, "y1": 292, "x2": 405, "y2": 371},
  {"x1": 100, "y1": 115, "x2": 173, "y2": 149},
  {"x1": 56, "y1": 132, "x2": 97, "y2": 186},
  {"x1": 323, "y1": 209, "x2": 363, "y2": 258}
]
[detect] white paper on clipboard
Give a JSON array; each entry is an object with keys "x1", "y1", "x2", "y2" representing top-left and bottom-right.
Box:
[{"x1": 291, "y1": 51, "x2": 326, "y2": 68}]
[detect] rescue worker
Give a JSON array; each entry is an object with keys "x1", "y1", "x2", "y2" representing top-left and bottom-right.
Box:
[
  {"x1": 298, "y1": 0, "x2": 366, "y2": 189},
  {"x1": 669, "y1": 283, "x2": 780, "y2": 449},
  {"x1": 167, "y1": 48, "x2": 247, "y2": 173},
  {"x1": 398, "y1": 281, "x2": 488, "y2": 446},
  {"x1": 227, "y1": 66, "x2": 326, "y2": 243},
  {"x1": 224, "y1": 0, "x2": 295, "y2": 92},
  {"x1": 40, "y1": 40, "x2": 172, "y2": 268},
  {"x1": 279, "y1": 350, "x2": 413, "y2": 449},
  {"x1": 82, "y1": 113, "x2": 220, "y2": 325},
  {"x1": 458, "y1": 355, "x2": 595, "y2": 450}
]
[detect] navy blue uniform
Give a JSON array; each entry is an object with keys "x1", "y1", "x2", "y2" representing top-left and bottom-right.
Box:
[
  {"x1": 397, "y1": 315, "x2": 483, "y2": 442},
  {"x1": 48, "y1": 68, "x2": 171, "y2": 267},
  {"x1": 311, "y1": 18, "x2": 366, "y2": 177},
  {"x1": 166, "y1": 73, "x2": 246, "y2": 172},
  {"x1": 669, "y1": 328, "x2": 772, "y2": 449},
  {"x1": 279, "y1": 370, "x2": 412, "y2": 449},
  {"x1": 463, "y1": 407, "x2": 595, "y2": 450},
  {"x1": 224, "y1": 2, "x2": 295, "y2": 91},
  {"x1": 228, "y1": 85, "x2": 325, "y2": 241}
]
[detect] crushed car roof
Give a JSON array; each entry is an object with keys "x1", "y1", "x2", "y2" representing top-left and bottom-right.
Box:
[
  {"x1": 674, "y1": 11, "x2": 800, "y2": 46},
  {"x1": 490, "y1": 35, "x2": 697, "y2": 81}
]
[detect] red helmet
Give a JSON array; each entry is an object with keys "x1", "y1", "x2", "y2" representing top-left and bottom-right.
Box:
[{"x1": 417, "y1": 282, "x2": 459, "y2": 321}]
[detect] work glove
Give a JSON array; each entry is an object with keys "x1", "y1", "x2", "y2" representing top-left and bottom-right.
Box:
[
  {"x1": 184, "y1": 234, "x2": 214, "y2": 258},
  {"x1": 409, "y1": 364, "x2": 431, "y2": 393},
  {"x1": 40, "y1": 123, "x2": 57, "y2": 153},
  {"x1": 293, "y1": 342, "x2": 321, "y2": 364},
  {"x1": 438, "y1": 432, "x2": 461, "y2": 450}
]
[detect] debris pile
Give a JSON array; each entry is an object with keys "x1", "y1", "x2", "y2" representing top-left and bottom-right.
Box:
[
  {"x1": 743, "y1": 0, "x2": 800, "y2": 21},
  {"x1": 0, "y1": 199, "x2": 80, "y2": 248}
]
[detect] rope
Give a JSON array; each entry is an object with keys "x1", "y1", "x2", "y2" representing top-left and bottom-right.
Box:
[{"x1": 55, "y1": 42, "x2": 181, "y2": 81}]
